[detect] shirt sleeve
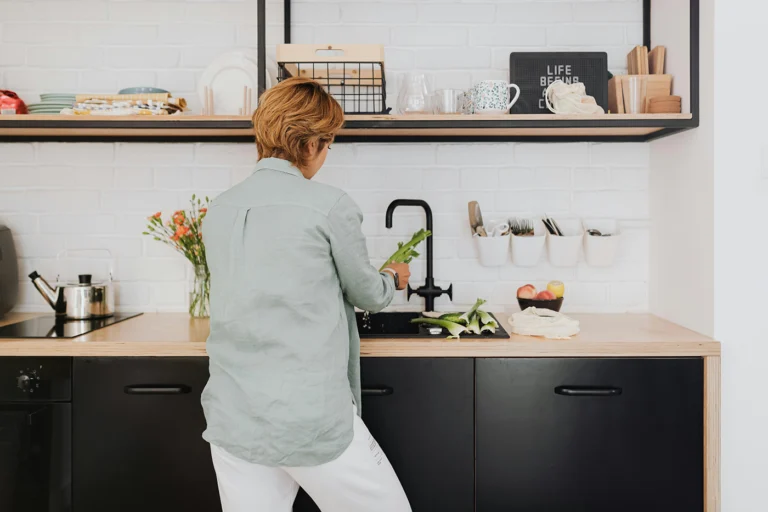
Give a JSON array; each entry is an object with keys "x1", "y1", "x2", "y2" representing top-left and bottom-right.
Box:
[{"x1": 328, "y1": 194, "x2": 395, "y2": 313}]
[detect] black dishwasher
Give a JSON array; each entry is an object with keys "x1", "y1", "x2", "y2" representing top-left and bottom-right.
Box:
[{"x1": 0, "y1": 357, "x2": 72, "y2": 512}]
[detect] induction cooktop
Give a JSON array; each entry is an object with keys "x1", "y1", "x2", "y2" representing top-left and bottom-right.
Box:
[{"x1": 0, "y1": 313, "x2": 143, "y2": 339}]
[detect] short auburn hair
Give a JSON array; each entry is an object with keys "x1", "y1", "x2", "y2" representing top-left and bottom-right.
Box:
[{"x1": 252, "y1": 77, "x2": 345, "y2": 169}]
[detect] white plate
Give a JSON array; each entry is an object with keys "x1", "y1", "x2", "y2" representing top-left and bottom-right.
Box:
[{"x1": 198, "y1": 51, "x2": 274, "y2": 116}]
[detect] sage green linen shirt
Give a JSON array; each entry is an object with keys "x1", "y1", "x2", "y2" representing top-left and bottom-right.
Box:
[{"x1": 201, "y1": 157, "x2": 395, "y2": 467}]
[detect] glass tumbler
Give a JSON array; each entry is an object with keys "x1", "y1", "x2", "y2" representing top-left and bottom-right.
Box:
[{"x1": 433, "y1": 89, "x2": 464, "y2": 114}]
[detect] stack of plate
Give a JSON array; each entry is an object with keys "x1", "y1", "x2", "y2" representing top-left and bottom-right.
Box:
[{"x1": 27, "y1": 93, "x2": 76, "y2": 114}]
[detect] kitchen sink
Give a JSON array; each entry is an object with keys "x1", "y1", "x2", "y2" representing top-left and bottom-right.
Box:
[{"x1": 356, "y1": 312, "x2": 509, "y2": 339}]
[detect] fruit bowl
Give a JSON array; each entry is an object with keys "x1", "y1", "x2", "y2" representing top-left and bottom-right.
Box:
[{"x1": 517, "y1": 297, "x2": 564, "y2": 312}]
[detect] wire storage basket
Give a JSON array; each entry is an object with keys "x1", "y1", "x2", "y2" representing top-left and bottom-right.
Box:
[{"x1": 276, "y1": 44, "x2": 388, "y2": 115}]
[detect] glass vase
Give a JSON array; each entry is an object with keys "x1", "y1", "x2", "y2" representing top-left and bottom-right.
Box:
[{"x1": 189, "y1": 264, "x2": 210, "y2": 318}]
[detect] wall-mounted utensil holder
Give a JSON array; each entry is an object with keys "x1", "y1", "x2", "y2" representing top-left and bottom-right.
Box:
[
  {"x1": 510, "y1": 218, "x2": 546, "y2": 267},
  {"x1": 476, "y1": 234, "x2": 510, "y2": 267},
  {"x1": 546, "y1": 219, "x2": 583, "y2": 267},
  {"x1": 583, "y1": 219, "x2": 620, "y2": 267},
  {"x1": 277, "y1": 44, "x2": 387, "y2": 114}
]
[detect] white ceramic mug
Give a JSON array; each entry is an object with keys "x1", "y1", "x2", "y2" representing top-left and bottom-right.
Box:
[{"x1": 470, "y1": 80, "x2": 521, "y2": 114}]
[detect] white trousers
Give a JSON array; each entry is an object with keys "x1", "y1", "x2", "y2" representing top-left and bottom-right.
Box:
[{"x1": 210, "y1": 409, "x2": 412, "y2": 512}]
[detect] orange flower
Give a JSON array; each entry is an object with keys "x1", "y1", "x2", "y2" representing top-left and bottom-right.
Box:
[
  {"x1": 174, "y1": 225, "x2": 190, "y2": 238},
  {"x1": 200, "y1": 208, "x2": 208, "y2": 214},
  {"x1": 152, "y1": 212, "x2": 161, "y2": 219}
]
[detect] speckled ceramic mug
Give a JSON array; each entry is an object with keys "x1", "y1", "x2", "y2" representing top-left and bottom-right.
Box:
[{"x1": 470, "y1": 80, "x2": 521, "y2": 115}]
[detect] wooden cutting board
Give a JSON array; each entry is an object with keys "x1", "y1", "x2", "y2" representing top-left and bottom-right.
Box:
[{"x1": 649, "y1": 46, "x2": 666, "y2": 74}]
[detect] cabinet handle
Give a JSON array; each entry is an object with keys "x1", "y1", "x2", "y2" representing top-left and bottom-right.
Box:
[
  {"x1": 555, "y1": 386, "x2": 622, "y2": 397},
  {"x1": 361, "y1": 386, "x2": 393, "y2": 396},
  {"x1": 124, "y1": 384, "x2": 191, "y2": 395}
]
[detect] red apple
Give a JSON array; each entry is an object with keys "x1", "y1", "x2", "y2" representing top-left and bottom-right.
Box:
[
  {"x1": 535, "y1": 290, "x2": 556, "y2": 300},
  {"x1": 517, "y1": 284, "x2": 537, "y2": 299}
]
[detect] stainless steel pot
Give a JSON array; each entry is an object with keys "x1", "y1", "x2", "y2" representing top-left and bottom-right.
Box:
[{"x1": 29, "y1": 272, "x2": 115, "y2": 320}]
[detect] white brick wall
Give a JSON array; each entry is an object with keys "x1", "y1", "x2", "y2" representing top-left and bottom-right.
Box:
[{"x1": 0, "y1": 0, "x2": 649, "y2": 314}]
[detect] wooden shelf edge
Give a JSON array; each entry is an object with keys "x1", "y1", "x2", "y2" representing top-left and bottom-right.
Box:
[{"x1": 0, "y1": 113, "x2": 695, "y2": 141}]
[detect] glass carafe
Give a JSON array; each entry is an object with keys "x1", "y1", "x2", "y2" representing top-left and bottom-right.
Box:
[{"x1": 397, "y1": 73, "x2": 433, "y2": 115}]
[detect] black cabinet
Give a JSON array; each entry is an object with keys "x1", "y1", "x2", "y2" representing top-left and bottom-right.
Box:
[
  {"x1": 294, "y1": 358, "x2": 475, "y2": 512},
  {"x1": 476, "y1": 358, "x2": 703, "y2": 512},
  {"x1": 73, "y1": 357, "x2": 220, "y2": 512}
]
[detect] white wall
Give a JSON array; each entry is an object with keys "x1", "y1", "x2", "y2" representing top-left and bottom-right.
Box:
[
  {"x1": 0, "y1": 0, "x2": 652, "y2": 314},
  {"x1": 649, "y1": 0, "x2": 714, "y2": 336},
  {"x1": 713, "y1": 0, "x2": 768, "y2": 510}
]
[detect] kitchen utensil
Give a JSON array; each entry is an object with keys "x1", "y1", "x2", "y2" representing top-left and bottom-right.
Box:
[
  {"x1": 28, "y1": 249, "x2": 115, "y2": 320},
  {"x1": 433, "y1": 89, "x2": 464, "y2": 114},
  {"x1": 468, "y1": 201, "x2": 481, "y2": 235},
  {"x1": 0, "y1": 226, "x2": 18, "y2": 318},
  {"x1": 485, "y1": 220, "x2": 510, "y2": 238},
  {"x1": 476, "y1": 226, "x2": 488, "y2": 237},
  {"x1": 29, "y1": 271, "x2": 115, "y2": 319},
  {"x1": 608, "y1": 76, "x2": 625, "y2": 113},
  {"x1": 622, "y1": 76, "x2": 648, "y2": 114},
  {"x1": 509, "y1": 218, "x2": 535, "y2": 236},
  {"x1": 397, "y1": 73, "x2": 433, "y2": 114},
  {"x1": 649, "y1": 46, "x2": 666, "y2": 74},
  {"x1": 586, "y1": 229, "x2": 603, "y2": 236},
  {"x1": 518, "y1": 296, "x2": 564, "y2": 312},
  {"x1": 470, "y1": 80, "x2": 520, "y2": 114},
  {"x1": 118, "y1": 87, "x2": 169, "y2": 95},
  {"x1": 199, "y1": 51, "x2": 271, "y2": 115}
]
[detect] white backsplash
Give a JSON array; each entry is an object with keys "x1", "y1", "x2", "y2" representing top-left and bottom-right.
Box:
[{"x1": 0, "y1": 0, "x2": 648, "y2": 313}]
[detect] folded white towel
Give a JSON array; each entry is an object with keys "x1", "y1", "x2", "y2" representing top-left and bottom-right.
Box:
[{"x1": 508, "y1": 307, "x2": 580, "y2": 339}]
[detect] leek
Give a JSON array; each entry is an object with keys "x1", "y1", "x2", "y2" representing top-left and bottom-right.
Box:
[
  {"x1": 459, "y1": 298, "x2": 487, "y2": 324},
  {"x1": 410, "y1": 317, "x2": 467, "y2": 339},
  {"x1": 439, "y1": 313, "x2": 468, "y2": 326},
  {"x1": 379, "y1": 229, "x2": 431, "y2": 272},
  {"x1": 467, "y1": 314, "x2": 481, "y2": 334},
  {"x1": 478, "y1": 310, "x2": 499, "y2": 329}
]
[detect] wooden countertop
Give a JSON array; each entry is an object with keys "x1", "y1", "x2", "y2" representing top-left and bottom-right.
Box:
[{"x1": 0, "y1": 312, "x2": 719, "y2": 357}]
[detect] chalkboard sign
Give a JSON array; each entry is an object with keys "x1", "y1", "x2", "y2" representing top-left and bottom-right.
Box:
[{"x1": 509, "y1": 52, "x2": 608, "y2": 114}]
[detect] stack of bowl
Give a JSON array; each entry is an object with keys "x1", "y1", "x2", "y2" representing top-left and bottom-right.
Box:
[{"x1": 26, "y1": 93, "x2": 76, "y2": 114}]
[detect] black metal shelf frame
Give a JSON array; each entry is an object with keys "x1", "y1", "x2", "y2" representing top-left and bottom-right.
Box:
[{"x1": 0, "y1": 0, "x2": 698, "y2": 143}]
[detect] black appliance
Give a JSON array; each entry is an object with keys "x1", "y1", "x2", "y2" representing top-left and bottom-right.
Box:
[
  {"x1": 0, "y1": 225, "x2": 19, "y2": 318},
  {"x1": 0, "y1": 357, "x2": 72, "y2": 512},
  {"x1": 0, "y1": 313, "x2": 142, "y2": 339}
]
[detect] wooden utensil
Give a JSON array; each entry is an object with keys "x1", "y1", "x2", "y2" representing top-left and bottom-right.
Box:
[
  {"x1": 608, "y1": 76, "x2": 625, "y2": 114},
  {"x1": 641, "y1": 46, "x2": 649, "y2": 75},
  {"x1": 649, "y1": 46, "x2": 666, "y2": 74},
  {"x1": 468, "y1": 201, "x2": 484, "y2": 236}
]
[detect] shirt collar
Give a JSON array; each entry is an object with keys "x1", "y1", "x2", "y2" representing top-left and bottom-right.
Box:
[{"x1": 255, "y1": 157, "x2": 304, "y2": 179}]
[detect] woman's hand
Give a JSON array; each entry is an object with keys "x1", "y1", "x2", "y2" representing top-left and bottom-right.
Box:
[{"x1": 385, "y1": 263, "x2": 410, "y2": 291}]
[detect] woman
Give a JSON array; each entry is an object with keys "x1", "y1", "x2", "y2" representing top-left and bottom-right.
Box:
[{"x1": 201, "y1": 77, "x2": 412, "y2": 512}]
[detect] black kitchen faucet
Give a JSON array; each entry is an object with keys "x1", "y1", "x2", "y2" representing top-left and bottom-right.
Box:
[{"x1": 385, "y1": 199, "x2": 452, "y2": 312}]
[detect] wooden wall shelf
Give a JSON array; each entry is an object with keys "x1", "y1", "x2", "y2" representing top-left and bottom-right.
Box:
[{"x1": 0, "y1": 113, "x2": 694, "y2": 143}]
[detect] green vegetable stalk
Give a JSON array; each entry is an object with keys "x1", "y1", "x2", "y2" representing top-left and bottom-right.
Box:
[
  {"x1": 379, "y1": 229, "x2": 431, "y2": 272},
  {"x1": 459, "y1": 298, "x2": 487, "y2": 324},
  {"x1": 410, "y1": 317, "x2": 467, "y2": 339}
]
